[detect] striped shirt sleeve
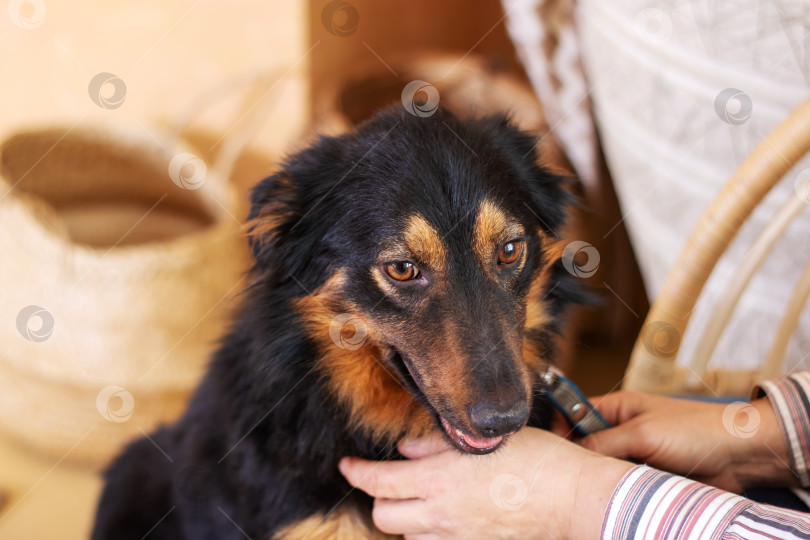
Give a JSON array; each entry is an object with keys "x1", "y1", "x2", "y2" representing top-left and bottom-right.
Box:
[
  {"x1": 755, "y1": 372, "x2": 810, "y2": 487},
  {"x1": 602, "y1": 466, "x2": 810, "y2": 539}
]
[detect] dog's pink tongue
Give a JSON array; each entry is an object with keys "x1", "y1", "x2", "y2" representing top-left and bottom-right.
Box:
[
  {"x1": 460, "y1": 432, "x2": 503, "y2": 449},
  {"x1": 441, "y1": 417, "x2": 503, "y2": 449}
]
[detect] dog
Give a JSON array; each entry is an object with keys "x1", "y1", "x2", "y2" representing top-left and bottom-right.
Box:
[{"x1": 92, "y1": 105, "x2": 580, "y2": 539}]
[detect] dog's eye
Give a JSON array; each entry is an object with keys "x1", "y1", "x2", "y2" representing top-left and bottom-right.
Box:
[
  {"x1": 497, "y1": 241, "x2": 523, "y2": 265},
  {"x1": 385, "y1": 261, "x2": 419, "y2": 281}
]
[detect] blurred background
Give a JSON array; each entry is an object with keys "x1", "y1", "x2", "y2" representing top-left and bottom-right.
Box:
[{"x1": 0, "y1": 1, "x2": 808, "y2": 538}]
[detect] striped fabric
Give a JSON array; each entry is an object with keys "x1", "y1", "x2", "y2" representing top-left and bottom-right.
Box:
[
  {"x1": 602, "y1": 373, "x2": 810, "y2": 539},
  {"x1": 603, "y1": 467, "x2": 810, "y2": 539}
]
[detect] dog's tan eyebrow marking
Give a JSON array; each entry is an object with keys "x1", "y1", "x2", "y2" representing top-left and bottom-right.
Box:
[
  {"x1": 472, "y1": 199, "x2": 525, "y2": 271},
  {"x1": 402, "y1": 214, "x2": 447, "y2": 271}
]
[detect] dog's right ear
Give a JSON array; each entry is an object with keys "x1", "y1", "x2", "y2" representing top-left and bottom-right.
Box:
[
  {"x1": 245, "y1": 136, "x2": 349, "y2": 286},
  {"x1": 246, "y1": 172, "x2": 299, "y2": 270}
]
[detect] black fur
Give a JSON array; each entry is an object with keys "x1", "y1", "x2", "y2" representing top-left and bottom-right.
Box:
[{"x1": 92, "y1": 106, "x2": 578, "y2": 539}]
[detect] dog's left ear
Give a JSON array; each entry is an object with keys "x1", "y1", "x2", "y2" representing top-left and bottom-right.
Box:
[
  {"x1": 484, "y1": 116, "x2": 573, "y2": 238},
  {"x1": 484, "y1": 116, "x2": 588, "y2": 318}
]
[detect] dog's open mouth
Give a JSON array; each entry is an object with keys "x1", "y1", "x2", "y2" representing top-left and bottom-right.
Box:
[
  {"x1": 439, "y1": 416, "x2": 504, "y2": 454},
  {"x1": 385, "y1": 349, "x2": 506, "y2": 455}
]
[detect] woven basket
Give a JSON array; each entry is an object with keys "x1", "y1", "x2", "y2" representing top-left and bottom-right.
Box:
[{"x1": 0, "y1": 125, "x2": 249, "y2": 467}]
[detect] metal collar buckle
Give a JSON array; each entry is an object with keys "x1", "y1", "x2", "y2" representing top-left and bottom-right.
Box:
[{"x1": 539, "y1": 367, "x2": 611, "y2": 437}]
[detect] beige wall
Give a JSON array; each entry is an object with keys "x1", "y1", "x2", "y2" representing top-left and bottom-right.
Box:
[
  {"x1": 1, "y1": 1, "x2": 310, "y2": 161},
  {"x1": 1, "y1": 0, "x2": 522, "y2": 184},
  {"x1": 308, "y1": 0, "x2": 522, "y2": 112}
]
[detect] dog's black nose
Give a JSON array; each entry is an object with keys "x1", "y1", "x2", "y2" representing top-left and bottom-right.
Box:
[{"x1": 469, "y1": 400, "x2": 529, "y2": 438}]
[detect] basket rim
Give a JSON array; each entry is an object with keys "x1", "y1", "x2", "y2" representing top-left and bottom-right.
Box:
[{"x1": 0, "y1": 123, "x2": 246, "y2": 260}]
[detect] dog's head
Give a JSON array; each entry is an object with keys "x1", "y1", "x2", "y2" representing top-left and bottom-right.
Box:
[{"x1": 248, "y1": 107, "x2": 575, "y2": 454}]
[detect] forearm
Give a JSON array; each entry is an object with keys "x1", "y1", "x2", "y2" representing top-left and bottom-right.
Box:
[
  {"x1": 569, "y1": 456, "x2": 634, "y2": 539},
  {"x1": 728, "y1": 397, "x2": 797, "y2": 489}
]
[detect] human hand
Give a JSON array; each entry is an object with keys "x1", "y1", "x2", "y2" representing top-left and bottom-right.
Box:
[
  {"x1": 339, "y1": 427, "x2": 633, "y2": 540},
  {"x1": 580, "y1": 391, "x2": 794, "y2": 492}
]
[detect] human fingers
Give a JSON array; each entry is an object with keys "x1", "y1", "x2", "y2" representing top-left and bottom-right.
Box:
[
  {"x1": 372, "y1": 497, "x2": 431, "y2": 536},
  {"x1": 549, "y1": 411, "x2": 575, "y2": 438},
  {"x1": 398, "y1": 434, "x2": 453, "y2": 459},
  {"x1": 578, "y1": 420, "x2": 646, "y2": 460},
  {"x1": 588, "y1": 391, "x2": 657, "y2": 426},
  {"x1": 339, "y1": 457, "x2": 430, "y2": 500}
]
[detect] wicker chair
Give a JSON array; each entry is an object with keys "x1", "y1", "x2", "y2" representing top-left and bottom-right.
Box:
[{"x1": 623, "y1": 97, "x2": 810, "y2": 396}]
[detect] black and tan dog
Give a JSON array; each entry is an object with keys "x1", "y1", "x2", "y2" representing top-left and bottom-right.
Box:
[{"x1": 92, "y1": 106, "x2": 580, "y2": 539}]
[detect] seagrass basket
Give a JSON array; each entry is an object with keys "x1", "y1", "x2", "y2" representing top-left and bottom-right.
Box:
[{"x1": 0, "y1": 125, "x2": 249, "y2": 467}]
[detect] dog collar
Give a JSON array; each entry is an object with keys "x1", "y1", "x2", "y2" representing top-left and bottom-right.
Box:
[{"x1": 539, "y1": 367, "x2": 611, "y2": 437}]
